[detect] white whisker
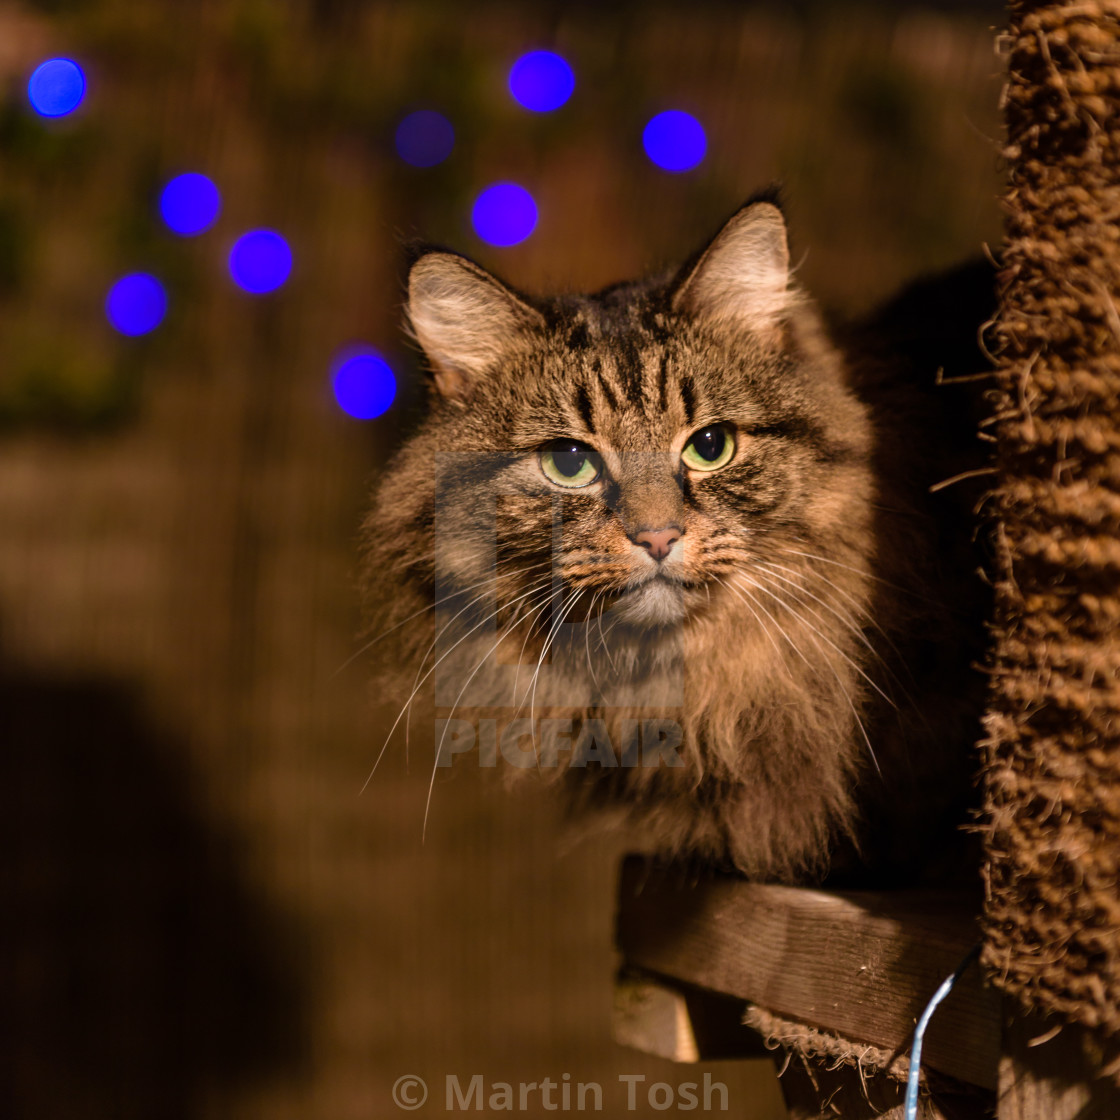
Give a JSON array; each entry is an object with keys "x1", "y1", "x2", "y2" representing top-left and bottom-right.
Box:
[
  {"x1": 596, "y1": 593, "x2": 618, "y2": 672},
  {"x1": 361, "y1": 574, "x2": 555, "y2": 793},
  {"x1": 526, "y1": 587, "x2": 586, "y2": 733},
  {"x1": 754, "y1": 562, "x2": 878, "y2": 659},
  {"x1": 742, "y1": 572, "x2": 896, "y2": 711},
  {"x1": 775, "y1": 546, "x2": 916, "y2": 598},
  {"x1": 714, "y1": 575, "x2": 796, "y2": 682},
  {"x1": 738, "y1": 574, "x2": 882, "y2": 774},
  {"x1": 422, "y1": 586, "x2": 552, "y2": 838},
  {"x1": 583, "y1": 589, "x2": 606, "y2": 699},
  {"x1": 757, "y1": 559, "x2": 915, "y2": 703},
  {"x1": 404, "y1": 569, "x2": 553, "y2": 766},
  {"x1": 334, "y1": 568, "x2": 540, "y2": 678}
]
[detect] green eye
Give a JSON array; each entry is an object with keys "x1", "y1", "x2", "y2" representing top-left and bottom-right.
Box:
[
  {"x1": 540, "y1": 440, "x2": 602, "y2": 488},
  {"x1": 682, "y1": 424, "x2": 735, "y2": 471}
]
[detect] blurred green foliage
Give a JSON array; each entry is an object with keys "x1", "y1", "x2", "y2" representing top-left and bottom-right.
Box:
[{"x1": 0, "y1": 330, "x2": 136, "y2": 432}]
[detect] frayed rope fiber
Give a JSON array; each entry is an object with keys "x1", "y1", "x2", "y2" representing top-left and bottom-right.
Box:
[
  {"x1": 982, "y1": 0, "x2": 1120, "y2": 1041},
  {"x1": 743, "y1": 1005, "x2": 919, "y2": 1086}
]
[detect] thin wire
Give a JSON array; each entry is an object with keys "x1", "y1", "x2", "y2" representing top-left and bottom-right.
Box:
[{"x1": 904, "y1": 943, "x2": 982, "y2": 1120}]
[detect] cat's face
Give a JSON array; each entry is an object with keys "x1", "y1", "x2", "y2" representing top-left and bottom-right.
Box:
[{"x1": 380, "y1": 203, "x2": 872, "y2": 652}]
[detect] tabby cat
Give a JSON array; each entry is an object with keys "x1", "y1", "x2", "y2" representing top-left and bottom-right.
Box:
[{"x1": 360, "y1": 198, "x2": 990, "y2": 883}]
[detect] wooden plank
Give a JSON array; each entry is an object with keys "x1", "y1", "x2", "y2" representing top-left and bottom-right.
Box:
[
  {"x1": 614, "y1": 976, "x2": 702, "y2": 1062},
  {"x1": 613, "y1": 972, "x2": 772, "y2": 1063},
  {"x1": 998, "y1": 1005, "x2": 1120, "y2": 1120},
  {"x1": 615, "y1": 857, "x2": 1000, "y2": 1090}
]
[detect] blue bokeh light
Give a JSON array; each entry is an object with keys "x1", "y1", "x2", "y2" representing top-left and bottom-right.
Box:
[
  {"x1": 160, "y1": 173, "x2": 221, "y2": 236},
  {"x1": 331, "y1": 348, "x2": 396, "y2": 420},
  {"x1": 471, "y1": 183, "x2": 537, "y2": 248},
  {"x1": 642, "y1": 110, "x2": 707, "y2": 172},
  {"x1": 508, "y1": 50, "x2": 574, "y2": 112},
  {"x1": 395, "y1": 110, "x2": 455, "y2": 168},
  {"x1": 228, "y1": 230, "x2": 293, "y2": 294},
  {"x1": 106, "y1": 273, "x2": 167, "y2": 337},
  {"x1": 27, "y1": 58, "x2": 86, "y2": 118}
]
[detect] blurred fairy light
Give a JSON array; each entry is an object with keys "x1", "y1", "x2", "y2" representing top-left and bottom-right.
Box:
[
  {"x1": 471, "y1": 183, "x2": 537, "y2": 247},
  {"x1": 395, "y1": 110, "x2": 455, "y2": 167},
  {"x1": 228, "y1": 230, "x2": 293, "y2": 294},
  {"x1": 643, "y1": 111, "x2": 707, "y2": 172},
  {"x1": 508, "y1": 50, "x2": 574, "y2": 112},
  {"x1": 27, "y1": 58, "x2": 86, "y2": 118},
  {"x1": 331, "y1": 348, "x2": 396, "y2": 420},
  {"x1": 159, "y1": 173, "x2": 222, "y2": 236},
  {"x1": 106, "y1": 273, "x2": 167, "y2": 336}
]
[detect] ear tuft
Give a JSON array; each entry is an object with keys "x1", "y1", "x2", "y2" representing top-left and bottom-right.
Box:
[
  {"x1": 407, "y1": 253, "x2": 544, "y2": 401},
  {"x1": 671, "y1": 202, "x2": 795, "y2": 331}
]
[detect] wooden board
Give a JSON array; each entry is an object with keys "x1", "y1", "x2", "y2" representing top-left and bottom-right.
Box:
[
  {"x1": 615, "y1": 857, "x2": 1000, "y2": 1090},
  {"x1": 613, "y1": 973, "x2": 772, "y2": 1063},
  {"x1": 614, "y1": 976, "x2": 703, "y2": 1062},
  {"x1": 998, "y1": 1006, "x2": 1120, "y2": 1120}
]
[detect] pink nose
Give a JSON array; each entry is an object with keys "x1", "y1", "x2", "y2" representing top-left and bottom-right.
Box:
[{"x1": 634, "y1": 527, "x2": 682, "y2": 561}]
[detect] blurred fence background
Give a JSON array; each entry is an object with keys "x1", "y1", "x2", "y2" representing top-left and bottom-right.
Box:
[{"x1": 0, "y1": 1, "x2": 1002, "y2": 1117}]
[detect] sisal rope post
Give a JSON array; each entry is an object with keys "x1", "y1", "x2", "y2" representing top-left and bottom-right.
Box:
[{"x1": 982, "y1": 0, "x2": 1120, "y2": 1080}]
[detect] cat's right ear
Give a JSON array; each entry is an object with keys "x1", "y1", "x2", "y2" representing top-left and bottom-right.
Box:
[{"x1": 407, "y1": 252, "x2": 545, "y2": 402}]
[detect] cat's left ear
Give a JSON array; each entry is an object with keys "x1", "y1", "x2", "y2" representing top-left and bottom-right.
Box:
[{"x1": 670, "y1": 201, "x2": 795, "y2": 333}]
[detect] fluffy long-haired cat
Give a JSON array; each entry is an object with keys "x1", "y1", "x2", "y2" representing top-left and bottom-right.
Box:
[{"x1": 360, "y1": 196, "x2": 991, "y2": 883}]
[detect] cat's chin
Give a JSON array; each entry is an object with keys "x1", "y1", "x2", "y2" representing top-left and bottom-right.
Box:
[{"x1": 612, "y1": 578, "x2": 688, "y2": 627}]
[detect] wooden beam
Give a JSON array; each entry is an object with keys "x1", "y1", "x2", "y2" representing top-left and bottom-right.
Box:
[
  {"x1": 614, "y1": 975, "x2": 702, "y2": 1062},
  {"x1": 615, "y1": 857, "x2": 1000, "y2": 1090},
  {"x1": 997, "y1": 1006, "x2": 1120, "y2": 1120},
  {"x1": 613, "y1": 972, "x2": 771, "y2": 1063}
]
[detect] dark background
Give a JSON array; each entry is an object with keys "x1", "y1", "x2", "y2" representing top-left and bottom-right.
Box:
[{"x1": 0, "y1": 1, "x2": 1002, "y2": 1117}]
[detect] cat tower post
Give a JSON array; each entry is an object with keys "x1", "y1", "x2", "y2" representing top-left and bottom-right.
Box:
[
  {"x1": 613, "y1": 2, "x2": 1120, "y2": 1117},
  {"x1": 978, "y1": 0, "x2": 1120, "y2": 1112}
]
